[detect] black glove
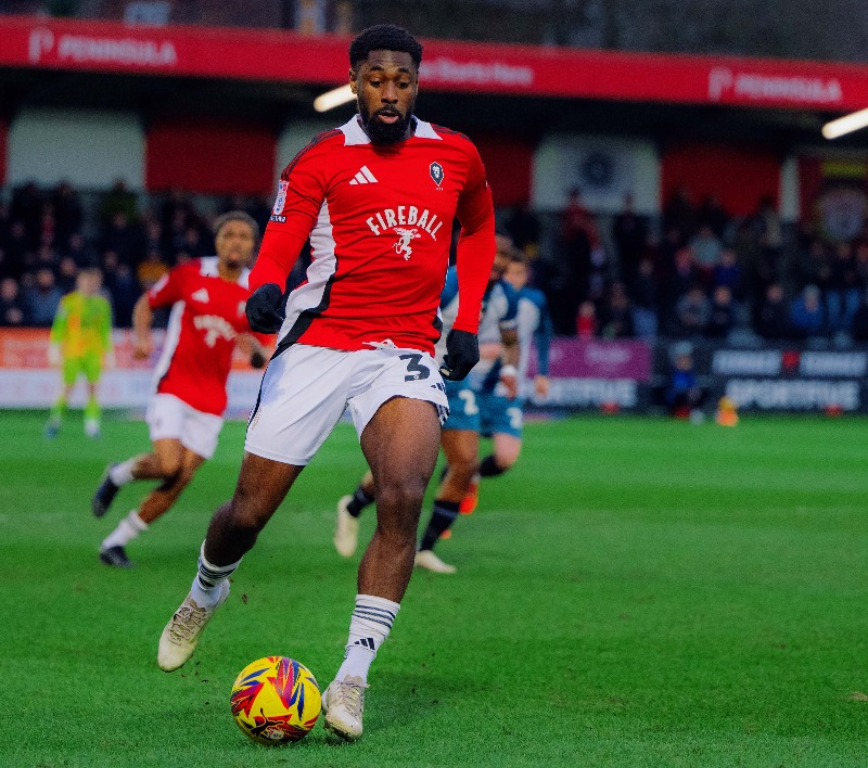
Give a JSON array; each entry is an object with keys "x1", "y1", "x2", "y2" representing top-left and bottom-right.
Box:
[
  {"x1": 246, "y1": 283, "x2": 284, "y2": 334},
  {"x1": 439, "y1": 329, "x2": 479, "y2": 381},
  {"x1": 249, "y1": 350, "x2": 267, "y2": 369}
]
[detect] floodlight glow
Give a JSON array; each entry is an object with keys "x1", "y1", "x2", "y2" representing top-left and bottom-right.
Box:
[
  {"x1": 314, "y1": 84, "x2": 354, "y2": 112},
  {"x1": 822, "y1": 108, "x2": 868, "y2": 140}
]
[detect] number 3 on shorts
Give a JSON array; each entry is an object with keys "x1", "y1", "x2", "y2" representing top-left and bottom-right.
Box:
[{"x1": 400, "y1": 353, "x2": 431, "y2": 382}]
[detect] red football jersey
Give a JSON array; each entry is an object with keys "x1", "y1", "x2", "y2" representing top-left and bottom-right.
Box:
[
  {"x1": 148, "y1": 257, "x2": 252, "y2": 415},
  {"x1": 252, "y1": 115, "x2": 496, "y2": 355}
]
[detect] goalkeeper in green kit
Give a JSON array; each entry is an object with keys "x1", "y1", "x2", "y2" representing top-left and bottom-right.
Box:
[{"x1": 45, "y1": 267, "x2": 115, "y2": 439}]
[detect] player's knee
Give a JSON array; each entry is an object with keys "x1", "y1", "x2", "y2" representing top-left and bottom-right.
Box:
[
  {"x1": 177, "y1": 465, "x2": 198, "y2": 488},
  {"x1": 495, "y1": 452, "x2": 518, "y2": 471},
  {"x1": 157, "y1": 457, "x2": 182, "y2": 478},
  {"x1": 377, "y1": 482, "x2": 425, "y2": 516}
]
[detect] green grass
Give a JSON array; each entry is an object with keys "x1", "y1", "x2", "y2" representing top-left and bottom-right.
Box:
[{"x1": 2, "y1": 410, "x2": 868, "y2": 767}]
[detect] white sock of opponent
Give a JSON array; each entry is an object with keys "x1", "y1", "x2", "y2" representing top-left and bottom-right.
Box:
[
  {"x1": 335, "y1": 594, "x2": 400, "y2": 684},
  {"x1": 190, "y1": 542, "x2": 241, "y2": 609},
  {"x1": 101, "y1": 510, "x2": 148, "y2": 550},
  {"x1": 109, "y1": 459, "x2": 135, "y2": 486}
]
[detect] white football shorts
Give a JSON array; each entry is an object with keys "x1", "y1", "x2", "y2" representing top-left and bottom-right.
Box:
[
  {"x1": 244, "y1": 344, "x2": 449, "y2": 466},
  {"x1": 146, "y1": 393, "x2": 224, "y2": 460}
]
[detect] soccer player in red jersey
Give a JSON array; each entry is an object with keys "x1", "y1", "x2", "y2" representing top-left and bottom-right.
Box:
[
  {"x1": 92, "y1": 212, "x2": 267, "y2": 568},
  {"x1": 156, "y1": 25, "x2": 496, "y2": 742}
]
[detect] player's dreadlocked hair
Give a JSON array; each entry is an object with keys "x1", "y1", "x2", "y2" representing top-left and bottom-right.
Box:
[
  {"x1": 349, "y1": 25, "x2": 423, "y2": 70},
  {"x1": 212, "y1": 211, "x2": 260, "y2": 243}
]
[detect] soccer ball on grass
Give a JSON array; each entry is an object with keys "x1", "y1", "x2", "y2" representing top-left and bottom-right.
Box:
[{"x1": 230, "y1": 656, "x2": 321, "y2": 744}]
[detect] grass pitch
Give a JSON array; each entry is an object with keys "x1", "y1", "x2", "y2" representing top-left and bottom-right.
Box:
[{"x1": 2, "y1": 410, "x2": 868, "y2": 767}]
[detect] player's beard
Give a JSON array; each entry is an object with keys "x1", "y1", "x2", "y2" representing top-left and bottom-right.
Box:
[{"x1": 359, "y1": 102, "x2": 414, "y2": 145}]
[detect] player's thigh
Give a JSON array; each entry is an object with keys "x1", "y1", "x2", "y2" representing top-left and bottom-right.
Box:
[
  {"x1": 152, "y1": 438, "x2": 185, "y2": 476},
  {"x1": 245, "y1": 345, "x2": 354, "y2": 466},
  {"x1": 440, "y1": 428, "x2": 479, "y2": 468},
  {"x1": 360, "y1": 396, "x2": 441, "y2": 490},
  {"x1": 177, "y1": 447, "x2": 207, "y2": 484},
  {"x1": 493, "y1": 432, "x2": 522, "y2": 467},
  {"x1": 62, "y1": 357, "x2": 82, "y2": 387},
  {"x1": 82, "y1": 354, "x2": 102, "y2": 385}
]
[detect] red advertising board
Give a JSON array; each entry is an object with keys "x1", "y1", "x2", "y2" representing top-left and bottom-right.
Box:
[{"x1": 1, "y1": 15, "x2": 866, "y2": 111}]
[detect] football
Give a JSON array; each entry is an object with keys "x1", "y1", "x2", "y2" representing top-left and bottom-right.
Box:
[{"x1": 229, "y1": 656, "x2": 321, "y2": 745}]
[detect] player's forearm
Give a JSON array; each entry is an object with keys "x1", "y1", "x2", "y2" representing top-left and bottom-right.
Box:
[
  {"x1": 132, "y1": 295, "x2": 153, "y2": 342},
  {"x1": 249, "y1": 228, "x2": 306, "y2": 294},
  {"x1": 534, "y1": 329, "x2": 552, "y2": 376},
  {"x1": 452, "y1": 226, "x2": 495, "y2": 334},
  {"x1": 500, "y1": 329, "x2": 520, "y2": 368}
]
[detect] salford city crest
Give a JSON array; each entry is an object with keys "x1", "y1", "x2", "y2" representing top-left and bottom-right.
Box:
[{"x1": 429, "y1": 162, "x2": 445, "y2": 187}]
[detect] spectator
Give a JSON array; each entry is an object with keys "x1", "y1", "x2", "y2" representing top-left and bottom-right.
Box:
[
  {"x1": 24, "y1": 267, "x2": 63, "y2": 326},
  {"x1": 825, "y1": 240, "x2": 860, "y2": 333},
  {"x1": 689, "y1": 224, "x2": 723, "y2": 282},
  {"x1": 712, "y1": 248, "x2": 743, "y2": 299},
  {"x1": 100, "y1": 212, "x2": 142, "y2": 266},
  {"x1": 664, "y1": 246, "x2": 696, "y2": 323},
  {"x1": 599, "y1": 281, "x2": 634, "y2": 339},
  {"x1": 102, "y1": 252, "x2": 139, "y2": 328},
  {"x1": 182, "y1": 225, "x2": 206, "y2": 259},
  {"x1": 611, "y1": 192, "x2": 647, "y2": 287},
  {"x1": 56, "y1": 256, "x2": 79, "y2": 293},
  {"x1": 52, "y1": 181, "x2": 83, "y2": 247},
  {"x1": 136, "y1": 249, "x2": 169, "y2": 291},
  {"x1": 65, "y1": 232, "x2": 98, "y2": 268},
  {"x1": 790, "y1": 284, "x2": 825, "y2": 339},
  {"x1": 11, "y1": 181, "x2": 44, "y2": 248},
  {"x1": 756, "y1": 282, "x2": 794, "y2": 341},
  {"x1": 665, "y1": 342, "x2": 705, "y2": 418},
  {"x1": 851, "y1": 289, "x2": 868, "y2": 342},
  {"x1": 560, "y1": 188, "x2": 593, "y2": 326},
  {"x1": 505, "y1": 202, "x2": 540, "y2": 259},
  {"x1": 631, "y1": 257, "x2": 659, "y2": 340},
  {"x1": 674, "y1": 285, "x2": 711, "y2": 338},
  {"x1": 697, "y1": 193, "x2": 729, "y2": 240},
  {"x1": 576, "y1": 299, "x2": 597, "y2": 338},
  {"x1": 4, "y1": 221, "x2": 30, "y2": 279},
  {"x1": 0, "y1": 277, "x2": 26, "y2": 326},
  {"x1": 99, "y1": 178, "x2": 138, "y2": 225},
  {"x1": 706, "y1": 285, "x2": 736, "y2": 339},
  {"x1": 662, "y1": 186, "x2": 696, "y2": 243},
  {"x1": 141, "y1": 218, "x2": 165, "y2": 263}
]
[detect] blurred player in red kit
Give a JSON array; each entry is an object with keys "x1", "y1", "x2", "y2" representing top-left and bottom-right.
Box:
[
  {"x1": 155, "y1": 25, "x2": 497, "y2": 742},
  {"x1": 92, "y1": 212, "x2": 268, "y2": 567}
]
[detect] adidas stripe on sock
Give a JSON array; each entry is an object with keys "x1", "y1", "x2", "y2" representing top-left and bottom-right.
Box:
[
  {"x1": 335, "y1": 594, "x2": 400, "y2": 683},
  {"x1": 191, "y1": 542, "x2": 241, "y2": 598}
]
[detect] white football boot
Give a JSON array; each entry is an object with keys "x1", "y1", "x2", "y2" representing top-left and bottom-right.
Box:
[
  {"x1": 333, "y1": 495, "x2": 360, "y2": 558},
  {"x1": 157, "y1": 580, "x2": 230, "y2": 672},
  {"x1": 414, "y1": 549, "x2": 457, "y2": 574},
  {"x1": 322, "y1": 675, "x2": 368, "y2": 741}
]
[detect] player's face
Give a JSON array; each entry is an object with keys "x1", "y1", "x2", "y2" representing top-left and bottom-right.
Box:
[
  {"x1": 351, "y1": 50, "x2": 418, "y2": 145},
  {"x1": 504, "y1": 261, "x2": 528, "y2": 290},
  {"x1": 77, "y1": 271, "x2": 101, "y2": 295},
  {"x1": 215, "y1": 220, "x2": 256, "y2": 269}
]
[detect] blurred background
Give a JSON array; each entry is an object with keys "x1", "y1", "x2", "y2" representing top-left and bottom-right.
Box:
[{"x1": 2, "y1": 0, "x2": 868, "y2": 415}]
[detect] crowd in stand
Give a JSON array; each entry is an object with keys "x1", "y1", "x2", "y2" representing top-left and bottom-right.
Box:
[
  {"x1": 504, "y1": 186, "x2": 868, "y2": 345},
  {"x1": 4, "y1": 178, "x2": 868, "y2": 346},
  {"x1": 0, "y1": 180, "x2": 271, "y2": 329}
]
